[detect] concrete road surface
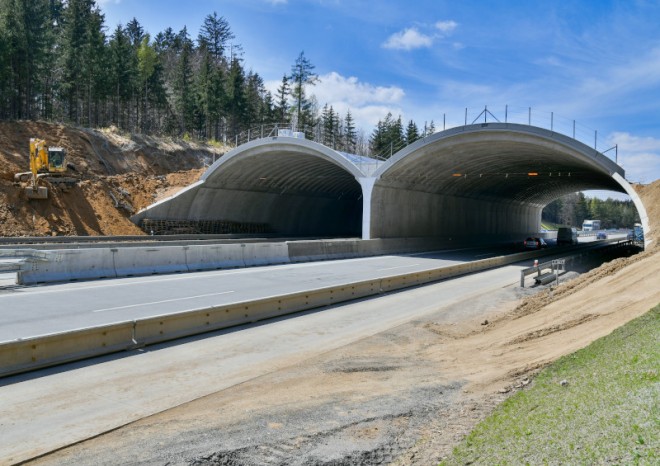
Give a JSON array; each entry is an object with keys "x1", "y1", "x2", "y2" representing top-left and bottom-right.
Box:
[
  {"x1": 0, "y1": 262, "x2": 527, "y2": 465},
  {"x1": 0, "y1": 245, "x2": 520, "y2": 342}
]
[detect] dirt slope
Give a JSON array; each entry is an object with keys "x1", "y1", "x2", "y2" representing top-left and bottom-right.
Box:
[{"x1": 0, "y1": 121, "x2": 224, "y2": 236}]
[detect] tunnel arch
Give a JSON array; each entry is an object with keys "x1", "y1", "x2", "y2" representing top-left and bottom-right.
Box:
[
  {"x1": 366, "y1": 123, "x2": 649, "y2": 242},
  {"x1": 133, "y1": 137, "x2": 366, "y2": 237}
]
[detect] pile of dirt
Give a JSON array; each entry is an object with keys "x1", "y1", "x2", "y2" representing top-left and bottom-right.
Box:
[
  {"x1": 0, "y1": 121, "x2": 224, "y2": 236},
  {"x1": 633, "y1": 180, "x2": 660, "y2": 244}
]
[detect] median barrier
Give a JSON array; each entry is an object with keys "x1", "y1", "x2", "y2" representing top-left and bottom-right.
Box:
[
  {"x1": 112, "y1": 246, "x2": 189, "y2": 277},
  {"x1": 184, "y1": 244, "x2": 245, "y2": 271},
  {"x1": 17, "y1": 249, "x2": 116, "y2": 284},
  {"x1": 0, "y1": 322, "x2": 134, "y2": 377},
  {"x1": 241, "y1": 242, "x2": 290, "y2": 267}
]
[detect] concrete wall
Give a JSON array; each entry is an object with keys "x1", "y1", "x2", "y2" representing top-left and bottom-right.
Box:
[{"x1": 370, "y1": 185, "x2": 541, "y2": 239}]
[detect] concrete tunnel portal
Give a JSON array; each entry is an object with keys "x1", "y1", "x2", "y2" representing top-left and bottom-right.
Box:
[{"x1": 131, "y1": 123, "x2": 650, "y2": 243}]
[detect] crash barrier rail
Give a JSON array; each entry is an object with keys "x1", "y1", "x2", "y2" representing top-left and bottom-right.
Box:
[
  {"x1": 1, "y1": 243, "x2": 575, "y2": 377},
  {"x1": 519, "y1": 239, "x2": 636, "y2": 287}
]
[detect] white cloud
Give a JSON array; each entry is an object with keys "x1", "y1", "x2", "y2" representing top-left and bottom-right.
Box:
[
  {"x1": 96, "y1": 0, "x2": 121, "y2": 4},
  {"x1": 435, "y1": 20, "x2": 458, "y2": 35},
  {"x1": 383, "y1": 20, "x2": 459, "y2": 51},
  {"x1": 608, "y1": 132, "x2": 660, "y2": 183},
  {"x1": 315, "y1": 72, "x2": 404, "y2": 106},
  {"x1": 383, "y1": 27, "x2": 433, "y2": 50},
  {"x1": 265, "y1": 72, "x2": 405, "y2": 129},
  {"x1": 313, "y1": 72, "x2": 405, "y2": 127}
]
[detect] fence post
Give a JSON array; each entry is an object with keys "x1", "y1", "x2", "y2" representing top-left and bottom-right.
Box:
[
  {"x1": 505, "y1": 104, "x2": 508, "y2": 123},
  {"x1": 464, "y1": 108, "x2": 467, "y2": 126},
  {"x1": 594, "y1": 130, "x2": 597, "y2": 150},
  {"x1": 528, "y1": 107, "x2": 531, "y2": 125}
]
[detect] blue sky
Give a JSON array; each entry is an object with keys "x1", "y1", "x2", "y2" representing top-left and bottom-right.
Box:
[{"x1": 98, "y1": 0, "x2": 660, "y2": 186}]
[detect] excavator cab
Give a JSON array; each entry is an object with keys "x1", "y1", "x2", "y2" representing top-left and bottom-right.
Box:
[{"x1": 47, "y1": 147, "x2": 66, "y2": 172}]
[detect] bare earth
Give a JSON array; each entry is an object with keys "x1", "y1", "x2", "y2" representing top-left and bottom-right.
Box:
[{"x1": 0, "y1": 121, "x2": 219, "y2": 237}]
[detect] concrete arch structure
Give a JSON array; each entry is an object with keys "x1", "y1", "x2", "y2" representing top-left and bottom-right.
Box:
[
  {"x1": 132, "y1": 124, "x2": 650, "y2": 244},
  {"x1": 133, "y1": 137, "x2": 367, "y2": 237}
]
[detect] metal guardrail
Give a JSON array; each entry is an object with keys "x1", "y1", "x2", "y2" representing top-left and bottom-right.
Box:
[{"x1": 519, "y1": 239, "x2": 636, "y2": 287}]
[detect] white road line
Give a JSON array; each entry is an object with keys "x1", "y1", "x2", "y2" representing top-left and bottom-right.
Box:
[
  {"x1": 380, "y1": 263, "x2": 420, "y2": 271},
  {"x1": 92, "y1": 291, "x2": 235, "y2": 313}
]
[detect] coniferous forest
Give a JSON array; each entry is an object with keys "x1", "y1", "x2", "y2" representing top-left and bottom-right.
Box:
[{"x1": 0, "y1": 0, "x2": 369, "y2": 151}]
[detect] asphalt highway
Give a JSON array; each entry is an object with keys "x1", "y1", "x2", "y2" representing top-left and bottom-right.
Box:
[
  {"x1": 0, "y1": 235, "x2": 626, "y2": 343},
  {"x1": 0, "y1": 245, "x2": 520, "y2": 342}
]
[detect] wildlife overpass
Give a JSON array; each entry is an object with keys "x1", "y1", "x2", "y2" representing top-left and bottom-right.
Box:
[{"x1": 131, "y1": 123, "x2": 650, "y2": 244}]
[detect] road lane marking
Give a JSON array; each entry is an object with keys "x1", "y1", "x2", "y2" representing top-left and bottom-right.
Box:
[
  {"x1": 92, "y1": 291, "x2": 235, "y2": 313},
  {"x1": 380, "y1": 263, "x2": 420, "y2": 271}
]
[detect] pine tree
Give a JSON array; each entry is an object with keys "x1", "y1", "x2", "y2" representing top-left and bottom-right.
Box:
[
  {"x1": 172, "y1": 27, "x2": 195, "y2": 135},
  {"x1": 289, "y1": 51, "x2": 318, "y2": 130},
  {"x1": 344, "y1": 110, "x2": 357, "y2": 153},
  {"x1": 198, "y1": 12, "x2": 233, "y2": 63},
  {"x1": 108, "y1": 25, "x2": 135, "y2": 129},
  {"x1": 137, "y1": 34, "x2": 159, "y2": 131},
  {"x1": 85, "y1": 7, "x2": 108, "y2": 126},
  {"x1": 405, "y1": 120, "x2": 419, "y2": 145},
  {"x1": 225, "y1": 56, "x2": 247, "y2": 139},
  {"x1": 275, "y1": 74, "x2": 290, "y2": 123}
]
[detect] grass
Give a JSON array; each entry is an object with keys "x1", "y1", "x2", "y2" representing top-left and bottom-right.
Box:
[
  {"x1": 540, "y1": 221, "x2": 565, "y2": 231},
  {"x1": 441, "y1": 304, "x2": 659, "y2": 465}
]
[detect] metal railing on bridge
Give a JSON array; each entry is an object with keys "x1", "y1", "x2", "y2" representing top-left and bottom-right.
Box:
[{"x1": 228, "y1": 106, "x2": 620, "y2": 169}]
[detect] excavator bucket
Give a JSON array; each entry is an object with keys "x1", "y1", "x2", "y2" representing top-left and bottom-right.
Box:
[{"x1": 26, "y1": 186, "x2": 48, "y2": 199}]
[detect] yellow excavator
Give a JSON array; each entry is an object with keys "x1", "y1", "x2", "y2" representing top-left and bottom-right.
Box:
[{"x1": 15, "y1": 138, "x2": 76, "y2": 199}]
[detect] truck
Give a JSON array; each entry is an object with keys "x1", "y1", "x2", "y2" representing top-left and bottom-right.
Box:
[
  {"x1": 582, "y1": 219, "x2": 601, "y2": 231},
  {"x1": 557, "y1": 227, "x2": 578, "y2": 245},
  {"x1": 633, "y1": 223, "x2": 644, "y2": 243}
]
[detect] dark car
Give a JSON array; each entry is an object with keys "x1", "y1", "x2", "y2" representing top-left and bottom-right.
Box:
[
  {"x1": 524, "y1": 237, "x2": 547, "y2": 249},
  {"x1": 596, "y1": 232, "x2": 608, "y2": 239}
]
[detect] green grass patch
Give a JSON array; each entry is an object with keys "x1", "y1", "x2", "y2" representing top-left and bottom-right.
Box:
[
  {"x1": 442, "y1": 305, "x2": 659, "y2": 465},
  {"x1": 540, "y1": 221, "x2": 564, "y2": 231}
]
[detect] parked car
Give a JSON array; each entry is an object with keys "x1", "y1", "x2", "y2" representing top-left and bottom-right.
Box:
[
  {"x1": 627, "y1": 230, "x2": 634, "y2": 241},
  {"x1": 596, "y1": 231, "x2": 608, "y2": 239},
  {"x1": 524, "y1": 237, "x2": 547, "y2": 249},
  {"x1": 557, "y1": 227, "x2": 578, "y2": 245}
]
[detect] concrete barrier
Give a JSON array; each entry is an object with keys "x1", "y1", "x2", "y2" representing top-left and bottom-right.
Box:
[
  {"x1": 184, "y1": 244, "x2": 245, "y2": 271},
  {"x1": 112, "y1": 246, "x2": 189, "y2": 277},
  {"x1": 17, "y1": 249, "x2": 117, "y2": 284},
  {"x1": 16, "y1": 236, "x2": 531, "y2": 285},
  {"x1": 242, "y1": 242, "x2": 290, "y2": 267},
  {"x1": 0, "y1": 322, "x2": 134, "y2": 377}
]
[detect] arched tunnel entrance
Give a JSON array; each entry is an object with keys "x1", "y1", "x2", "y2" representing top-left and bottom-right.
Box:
[
  {"x1": 132, "y1": 124, "x2": 650, "y2": 245},
  {"x1": 133, "y1": 138, "x2": 364, "y2": 237},
  {"x1": 368, "y1": 124, "x2": 647, "y2": 243}
]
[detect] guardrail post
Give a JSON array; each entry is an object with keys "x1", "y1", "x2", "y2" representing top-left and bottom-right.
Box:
[{"x1": 520, "y1": 270, "x2": 525, "y2": 288}]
